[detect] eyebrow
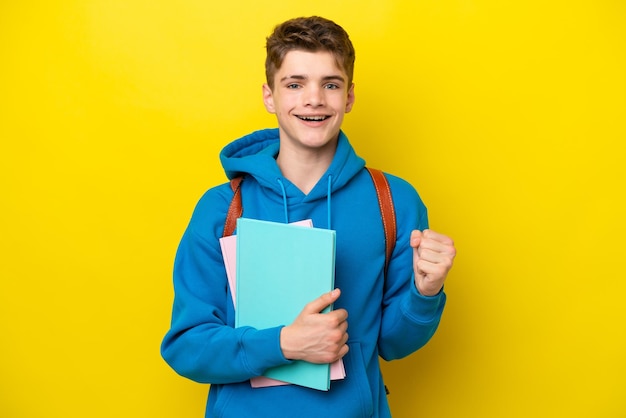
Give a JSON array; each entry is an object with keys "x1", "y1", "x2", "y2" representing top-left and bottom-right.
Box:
[{"x1": 280, "y1": 74, "x2": 346, "y2": 83}]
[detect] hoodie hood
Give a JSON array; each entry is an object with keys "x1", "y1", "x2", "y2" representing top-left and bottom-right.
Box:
[{"x1": 219, "y1": 128, "x2": 366, "y2": 203}]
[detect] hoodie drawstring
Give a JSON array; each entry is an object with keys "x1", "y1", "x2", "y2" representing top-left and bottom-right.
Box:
[
  {"x1": 276, "y1": 178, "x2": 289, "y2": 224},
  {"x1": 276, "y1": 176, "x2": 333, "y2": 229},
  {"x1": 327, "y1": 175, "x2": 332, "y2": 230}
]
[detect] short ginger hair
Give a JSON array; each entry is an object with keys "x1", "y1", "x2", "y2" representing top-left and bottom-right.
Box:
[{"x1": 265, "y1": 16, "x2": 356, "y2": 90}]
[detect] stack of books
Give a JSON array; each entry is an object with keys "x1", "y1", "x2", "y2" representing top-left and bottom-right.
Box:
[{"x1": 220, "y1": 218, "x2": 345, "y2": 391}]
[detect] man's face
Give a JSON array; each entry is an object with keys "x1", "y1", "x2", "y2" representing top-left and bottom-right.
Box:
[{"x1": 263, "y1": 50, "x2": 355, "y2": 155}]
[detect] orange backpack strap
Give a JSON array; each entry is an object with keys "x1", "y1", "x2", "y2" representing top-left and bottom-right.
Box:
[
  {"x1": 222, "y1": 176, "x2": 244, "y2": 237},
  {"x1": 366, "y1": 167, "x2": 397, "y2": 276}
]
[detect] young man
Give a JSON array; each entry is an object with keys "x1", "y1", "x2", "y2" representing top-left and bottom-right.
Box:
[{"x1": 162, "y1": 16, "x2": 456, "y2": 417}]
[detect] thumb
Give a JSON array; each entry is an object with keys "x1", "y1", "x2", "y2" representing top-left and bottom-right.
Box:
[
  {"x1": 410, "y1": 230, "x2": 423, "y2": 249},
  {"x1": 302, "y1": 288, "x2": 341, "y2": 315},
  {"x1": 411, "y1": 232, "x2": 424, "y2": 279}
]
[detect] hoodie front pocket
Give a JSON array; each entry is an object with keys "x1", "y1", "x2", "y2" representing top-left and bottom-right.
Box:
[
  {"x1": 336, "y1": 341, "x2": 375, "y2": 417},
  {"x1": 210, "y1": 342, "x2": 374, "y2": 418}
]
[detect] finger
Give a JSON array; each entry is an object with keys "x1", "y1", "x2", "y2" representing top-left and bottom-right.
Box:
[
  {"x1": 416, "y1": 247, "x2": 455, "y2": 265},
  {"x1": 423, "y1": 229, "x2": 455, "y2": 246},
  {"x1": 338, "y1": 331, "x2": 349, "y2": 347},
  {"x1": 413, "y1": 241, "x2": 422, "y2": 270},
  {"x1": 415, "y1": 257, "x2": 453, "y2": 278},
  {"x1": 302, "y1": 288, "x2": 341, "y2": 315},
  {"x1": 410, "y1": 230, "x2": 423, "y2": 248},
  {"x1": 418, "y1": 238, "x2": 456, "y2": 260},
  {"x1": 336, "y1": 343, "x2": 350, "y2": 361},
  {"x1": 329, "y1": 308, "x2": 349, "y2": 323}
]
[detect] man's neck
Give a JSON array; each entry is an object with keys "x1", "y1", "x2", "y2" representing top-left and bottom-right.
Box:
[{"x1": 276, "y1": 146, "x2": 335, "y2": 195}]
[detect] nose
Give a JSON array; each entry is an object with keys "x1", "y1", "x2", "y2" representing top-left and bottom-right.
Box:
[{"x1": 304, "y1": 85, "x2": 324, "y2": 107}]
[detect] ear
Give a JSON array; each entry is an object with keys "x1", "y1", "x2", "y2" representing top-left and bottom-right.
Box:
[
  {"x1": 262, "y1": 83, "x2": 276, "y2": 114},
  {"x1": 345, "y1": 83, "x2": 355, "y2": 113}
]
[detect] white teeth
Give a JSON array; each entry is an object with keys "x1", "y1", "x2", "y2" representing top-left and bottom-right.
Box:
[{"x1": 299, "y1": 116, "x2": 327, "y2": 121}]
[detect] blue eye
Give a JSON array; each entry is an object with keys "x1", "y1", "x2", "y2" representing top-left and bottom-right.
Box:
[
  {"x1": 286, "y1": 84, "x2": 301, "y2": 89},
  {"x1": 324, "y1": 84, "x2": 339, "y2": 90}
]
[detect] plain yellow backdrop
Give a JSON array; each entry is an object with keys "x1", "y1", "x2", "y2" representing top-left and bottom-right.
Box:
[{"x1": 1, "y1": 1, "x2": 625, "y2": 417}]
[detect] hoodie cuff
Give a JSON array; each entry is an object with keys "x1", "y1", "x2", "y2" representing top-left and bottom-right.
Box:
[
  {"x1": 240, "y1": 326, "x2": 292, "y2": 375},
  {"x1": 402, "y1": 280, "x2": 446, "y2": 324}
]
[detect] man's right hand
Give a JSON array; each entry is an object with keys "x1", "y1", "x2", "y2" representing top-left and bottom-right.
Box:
[{"x1": 279, "y1": 288, "x2": 349, "y2": 364}]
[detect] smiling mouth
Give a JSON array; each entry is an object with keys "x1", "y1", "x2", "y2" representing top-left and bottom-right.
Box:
[{"x1": 296, "y1": 115, "x2": 330, "y2": 122}]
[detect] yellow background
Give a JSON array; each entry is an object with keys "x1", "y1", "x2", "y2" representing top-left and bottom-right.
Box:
[{"x1": 1, "y1": 1, "x2": 624, "y2": 417}]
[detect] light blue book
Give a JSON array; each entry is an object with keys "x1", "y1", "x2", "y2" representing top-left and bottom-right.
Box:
[{"x1": 235, "y1": 217, "x2": 336, "y2": 391}]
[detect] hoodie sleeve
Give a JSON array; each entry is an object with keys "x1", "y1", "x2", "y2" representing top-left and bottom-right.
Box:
[
  {"x1": 376, "y1": 176, "x2": 447, "y2": 361},
  {"x1": 160, "y1": 186, "x2": 291, "y2": 384}
]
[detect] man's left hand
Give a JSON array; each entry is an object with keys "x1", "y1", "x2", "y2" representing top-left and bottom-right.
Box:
[{"x1": 410, "y1": 229, "x2": 456, "y2": 296}]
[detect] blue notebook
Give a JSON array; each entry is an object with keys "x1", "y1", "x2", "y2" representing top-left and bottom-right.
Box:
[{"x1": 235, "y1": 218, "x2": 336, "y2": 391}]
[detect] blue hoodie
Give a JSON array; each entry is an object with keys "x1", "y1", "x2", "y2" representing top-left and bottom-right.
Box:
[{"x1": 161, "y1": 128, "x2": 446, "y2": 417}]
